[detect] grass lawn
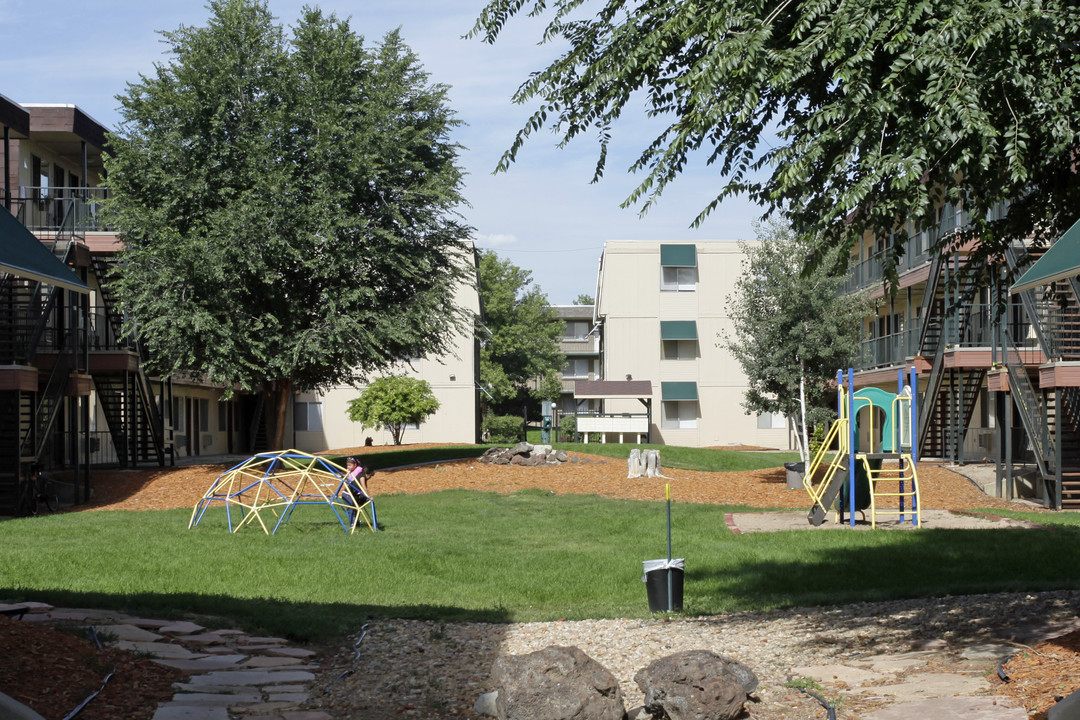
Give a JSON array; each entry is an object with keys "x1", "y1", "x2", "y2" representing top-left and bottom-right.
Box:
[{"x1": 2, "y1": 484, "x2": 1078, "y2": 642}]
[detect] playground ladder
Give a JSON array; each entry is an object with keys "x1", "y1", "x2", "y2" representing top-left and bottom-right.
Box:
[
  {"x1": 804, "y1": 418, "x2": 849, "y2": 526},
  {"x1": 859, "y1": 453, "x2": 920, "y2": 529}
]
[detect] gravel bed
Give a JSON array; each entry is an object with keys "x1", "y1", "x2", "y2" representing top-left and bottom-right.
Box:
[{"x1": 311, "y1": 590, "x2": 1080, "y2": 719}]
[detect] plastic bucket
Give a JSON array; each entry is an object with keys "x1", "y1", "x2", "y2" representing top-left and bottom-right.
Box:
[{"x1": 642, "y1": 559, "x2": 684, "y2": 612}]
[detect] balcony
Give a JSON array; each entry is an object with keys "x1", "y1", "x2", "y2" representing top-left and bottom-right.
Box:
[
  {"x1": 9, "y1": 186, "x2": 111, "y2": 235},
  {"x1": 855, "y1": 302, "x2": 1041, "y2": 371}
]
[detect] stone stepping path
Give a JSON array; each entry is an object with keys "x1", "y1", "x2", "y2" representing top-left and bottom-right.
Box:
[{"x1": 9, "y1": 603, "x2": 331, "y2": 720}]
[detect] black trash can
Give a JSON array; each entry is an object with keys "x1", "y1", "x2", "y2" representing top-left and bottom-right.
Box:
[{"x1": 642, "y1": 559, "x2": 684, "y2": 612}]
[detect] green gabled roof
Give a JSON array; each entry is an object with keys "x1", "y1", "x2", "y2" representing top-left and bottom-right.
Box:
[{"x1": 1011, "y1": 218, "x2": 1080, "y2": 294}]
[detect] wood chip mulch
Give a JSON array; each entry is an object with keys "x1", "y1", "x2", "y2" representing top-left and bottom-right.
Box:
[{"x1": 996, "y1": 629, "x2": 1080, "y2": 719}]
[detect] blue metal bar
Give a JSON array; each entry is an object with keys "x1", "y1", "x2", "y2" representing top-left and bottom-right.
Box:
[
  {"x1": 848, "y1": 368, "x2": 856, "y2": 526},
  {"x1": 910, "y1": 365, "x2": 919, "y2": 526}
]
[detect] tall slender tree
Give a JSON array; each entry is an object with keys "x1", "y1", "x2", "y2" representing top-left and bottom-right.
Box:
[
  {"x1": 106, "y1": 1, "x2": 471, "y2": 448},
  {"x1": 725, "y1": 218, "x2": 874, "y2": 465}
]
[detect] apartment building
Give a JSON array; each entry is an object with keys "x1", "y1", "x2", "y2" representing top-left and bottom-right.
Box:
[
  {"x1": 845, "y1": 202, "x2": 1080, "y2": 509},
  {"x1": 589, "y1": 240, "x2": 790, "y2": 448},
  {"x1": 551, "y1": 304, "x2": 601, "y2": 417},
  {"x1": 292, "y1": 253, "x2": 482, "y2": 450},
  {"x1": 0, "y1": 94, "x2": 481, "y2": 514}
]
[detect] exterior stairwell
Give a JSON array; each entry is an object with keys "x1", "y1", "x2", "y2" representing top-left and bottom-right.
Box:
[
  {"x1": 916, "y1": 254, "x2": 985, "y2": 461},
  {"x1": 1050, "y1": 387, "x2": 1080, "y2": 509},
  {"x1": 88, "y1": 253, "x2": 171, "y2": 467},
  {"x1": 1003, "y1": 244, "x2": 1080, "y2": 508}
]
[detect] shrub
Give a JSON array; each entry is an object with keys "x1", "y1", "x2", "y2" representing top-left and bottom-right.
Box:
[
  {"x1": 557, "y1": 414, "x2": 577, "y2": 442},
  {"x1": 483, "y1": 415, "x2": 524, "y2": 444}
]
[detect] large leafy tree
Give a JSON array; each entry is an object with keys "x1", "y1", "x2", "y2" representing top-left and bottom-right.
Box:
[
  {"x1": 477, "y1": 251, "x2": 564, "y2": 414},
  {"x1": 725, "y1": 218, "x2": 874, "y2": 465},
  {"x1": 106, "y1": 1, "x2": 470, "y2": 448},
  {"x1": 472, "y1": 1, "x2": 1080, "y2": 283}
]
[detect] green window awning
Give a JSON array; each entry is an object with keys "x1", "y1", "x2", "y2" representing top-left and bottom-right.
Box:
[
  {"x1": 660, "y1": 320, "x2": 698, "y2": 340},
  {"x1": 1011, "y1": 218, "x2": 1080, "y2": 294},
  {"x1": 661, "y1": 381, "x2": 698, "y2": 401},
  {"x1": 0, "y1": 209, "x2": 88, "y2": 293},
  {"x1": 660, "y1": 244, "x2": 696, "y2": 267}
]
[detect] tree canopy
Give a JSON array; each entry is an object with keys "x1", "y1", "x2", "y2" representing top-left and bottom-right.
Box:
[
  {"x1": 106, "y1": 0, "x2": 471, "y2": 448},
  {"x1": 477, "y1": 251, "x2": 564, "y2": 413},
  {"x1": 573, "y1": 293, "x2": 595, "y2": 305},
  {"x1": 347, "y1": 376, "x2": 441, "y2": 445},
  {"x1": 472, "y1": 0, "x2": 1080, "y2": 283},
  {"x1": 725, "y1": 218, "x2": 873, "y2": 463}
]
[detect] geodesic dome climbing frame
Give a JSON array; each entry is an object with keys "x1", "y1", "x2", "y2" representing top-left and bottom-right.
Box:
[{"x1": 188, "y1": 449, "x2": 377, "y2": 535}]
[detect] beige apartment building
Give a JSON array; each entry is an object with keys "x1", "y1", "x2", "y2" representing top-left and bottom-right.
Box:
[
  {"x1": 291, "y1": 249, "x2": 482, "y2": 451},
  {"x1": 590, "y1": 240, "x2": 791, "y2": 449}
]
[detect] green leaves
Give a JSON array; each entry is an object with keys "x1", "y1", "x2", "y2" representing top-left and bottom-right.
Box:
[
  {"x1": 477, "y1": 251, "x2": 565, "y2": 409},
  {"x1": 105, "y1": 0, "x2": 470, "y2": 398},
  {"x1": 474, "y1": 0, "x2": 1080, "y2": 280}
]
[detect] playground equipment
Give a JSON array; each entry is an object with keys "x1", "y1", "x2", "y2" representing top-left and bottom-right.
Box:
[
  {"x1": 804, "y1": 368, "x2": 921, "y2": 528},
  {"x1": 188, "y1": 449, "x2": 377, "y2": 535}
]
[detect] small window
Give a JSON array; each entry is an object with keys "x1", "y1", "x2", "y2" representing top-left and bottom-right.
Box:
[
  {"x1": 661, "y1": 266, "x2": 698, "y2": 292},
  {"x1": 199, "y1": 398, "x2": 209, "y2": 432},
  {"x1": 563, "y1": 358, "x2": 592, "y2": 379},
  {"x1": 217, "y1": 400, "x2": 228, "y2": 432},
  {"x1": 294, "y1": 402, "x2": 324, "y2": 432},
  {"x1": 662, "y1": 400, "x2": 698, "y2": 429},
  {"x1": 757, "y1": 412, "x2": 787, "y2": 429},
  {"x1": 563, "y1": 321, "x2": 590, "y2": 340},
  {"x1": 662, "y1": 339, "x2": 697, "y2": 360}
]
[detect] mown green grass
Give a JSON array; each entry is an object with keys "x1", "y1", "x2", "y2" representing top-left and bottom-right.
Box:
[{"x1": 2, "y1": 490, "x2": 1078, "y2": 642}]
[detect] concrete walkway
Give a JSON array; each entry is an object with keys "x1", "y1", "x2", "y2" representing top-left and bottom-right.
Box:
[{"x1": 0, "y1": 602, "x2": 331, "y2": 720}]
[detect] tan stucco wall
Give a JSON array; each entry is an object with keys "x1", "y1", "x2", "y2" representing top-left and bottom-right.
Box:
[{"x1": 594, "y1": 240, "x2": 791, "y2": 449}]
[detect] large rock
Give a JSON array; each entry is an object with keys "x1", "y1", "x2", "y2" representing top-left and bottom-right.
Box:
[
  {"x1": 492, "y1": 645, "x2": 626, "y2": 720},
  {"x1": 634, "y1": 650, "x2": 755, "y2": 720}
]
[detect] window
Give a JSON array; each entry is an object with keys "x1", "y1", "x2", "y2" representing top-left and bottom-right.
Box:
[
  {"x1": 662, "y1": 340, "x2": 697, "y2": 360},
  {"x1": 294, "y1": 402, "x2": 324, "y2": 432},
  {"x1": 172, "y1": 398, "x2": 185, "y2": 432},
  {"x1": 660, "y1": 244, "x2": 697, "y2": 292},
  {"x1": 199, "y1": 399, "x2": 209, "y2": 432},
  {"x1": 757, "y1": 412, "x2": 787, "y2": 429},
  {"x1": 217, "y1": 400, "x2": 228, "y2": 432},
  {"x1": 662, "y1": 401, "x2": 698, "y2": 429},
  {"x1": 563, "y1": 320, "x2": 590, "y2": 340},
  {"x1": 660, "y1": 321, "x2": 698, "y2": 359},
  {"x1": 660, "y1": 266, "x2": 698, "y2": 292},
  {"x1": 563, "y1": 358, "x2": 592, "y2": 378}
]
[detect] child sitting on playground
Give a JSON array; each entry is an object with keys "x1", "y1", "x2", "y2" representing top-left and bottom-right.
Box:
[{"x1": 342, "y1": 457, "x2": 371, "y2": 527}]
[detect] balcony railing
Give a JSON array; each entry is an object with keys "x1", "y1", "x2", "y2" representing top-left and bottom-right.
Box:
[
  {"x1": 10, "y1": 186, "x2": 111, "y2": 234},
  {"x1": 88, "y1": 305, "x2": 138, "y2": 352},
  {"x1": 856, "y1": 302, "x2": 1038, "y2": 369}
]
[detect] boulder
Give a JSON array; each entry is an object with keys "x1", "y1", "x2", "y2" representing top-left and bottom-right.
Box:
[
  {"x1": 492, "y1": 645, "x2": 626, "y2": 720},
  {"x1": 510, "y1": 454, "x2": 529, "y2": 466},
  {"x1": 511, "y1": 441, "x2": 533, "y2": 457},
  {"x1": 634, "y1": 650, "x2": 755, "y2": 720},
  {"x1": 555, "y1": 450, "x2": 569, "y2": 462}
]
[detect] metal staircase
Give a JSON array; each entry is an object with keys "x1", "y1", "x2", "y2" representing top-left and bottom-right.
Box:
[
  {"x1": 1002, "y1": 243, "x2": 1080, "y2": 508},
  {"x1": 916, "y1": 254, "x2": 986, "y2": 460},
  {"x1": 87, "y1": 254, "x2": 171, "y2": 467}
]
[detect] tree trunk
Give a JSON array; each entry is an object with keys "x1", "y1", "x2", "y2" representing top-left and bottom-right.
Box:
[
  {"x1": 265, "y1": 378, "x2": 292, "y2": 450},
  {"x1": 798, "y1": 358, "x2": 811, "y2": 467}
]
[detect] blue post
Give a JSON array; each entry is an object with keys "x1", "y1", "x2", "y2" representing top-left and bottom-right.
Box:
[
  {"x1": 898, "y1": 369, "x2": 906, "y2": 522},
  {"x1": 910, "y1": 365, "x2": 919, "y2": 526},
  {"x1": 848, "y1": 368, "x2": 856, "y2": 526}
]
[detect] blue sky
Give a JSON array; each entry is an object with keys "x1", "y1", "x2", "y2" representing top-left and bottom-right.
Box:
[{"x1": 0, "y1": 0, "x2": 764, "y2": 304}]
